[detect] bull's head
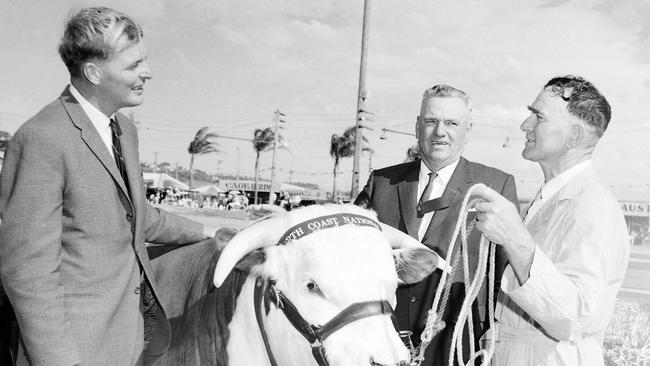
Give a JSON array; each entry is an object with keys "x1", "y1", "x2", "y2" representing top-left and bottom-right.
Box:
[{"x1": 213, "y1": 204, "x2": 446, "y2": 366}]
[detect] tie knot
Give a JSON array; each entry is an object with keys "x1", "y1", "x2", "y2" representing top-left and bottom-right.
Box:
[{"x1": 110, "y1": 118, "x2": 122, "y2": 136}]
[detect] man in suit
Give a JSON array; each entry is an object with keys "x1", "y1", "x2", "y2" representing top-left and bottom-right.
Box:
[
  {"x1": 472, "y1": 76, "x2": 630, "y2": 365},
  {"x1": 355, "y1": 84, "x2": 518, "y2": 365},
  {"x1": 0, "y1": 7, "x2": 215, "y2": 366}
]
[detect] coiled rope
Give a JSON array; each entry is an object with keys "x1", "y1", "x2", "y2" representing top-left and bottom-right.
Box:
[{"x1": 410, "y1": 183, "x2": 496, "y2": 366}]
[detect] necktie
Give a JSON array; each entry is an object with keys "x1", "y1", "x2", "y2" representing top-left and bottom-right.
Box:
[
  {"x1": 109, "y1": 118, "x2": 130, "y2": 193},
  {"x1": 417, "y1": 172, "x2": 437, "y2": 218}
]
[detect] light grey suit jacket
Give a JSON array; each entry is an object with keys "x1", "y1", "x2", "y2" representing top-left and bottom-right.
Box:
[{"x1": 0, "y1": 87, "x2": 206, "y2": 366}]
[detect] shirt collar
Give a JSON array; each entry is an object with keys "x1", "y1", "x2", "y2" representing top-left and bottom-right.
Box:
[
  {"x1": 539, "y1": 160, "x2": 592, "y2": 203},
  {"x1": 419, "y1": 159, "x2": 459, "y2": 185},
  {"x1": 69, "y1": 84, "x2": 115, "y2": 125}
]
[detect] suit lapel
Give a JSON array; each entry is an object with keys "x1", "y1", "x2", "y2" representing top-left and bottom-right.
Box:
[
  {"x1": 60, "y1": 88, "x2": 133, "y2": 208},
  {"x1": 422, "y1": 157, "x2": 473, "y2": 243},
  {"x1": 116, "y1": 114, "x2": 141, "y2": 212},
  {"x1": 397, "y1": 161, "x2": 420, "y2": 238}
]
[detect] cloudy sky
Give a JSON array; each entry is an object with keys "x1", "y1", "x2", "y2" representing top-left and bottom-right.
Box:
[{"x1": 1, "y1": 0, "x2": 649, "y2": 199}]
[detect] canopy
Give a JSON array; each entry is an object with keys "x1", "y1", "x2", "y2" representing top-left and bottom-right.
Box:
[
  {"x1": 143, "y1": 172, "x2": 189, "y2": 190},
  {"x1": 195, "y1": 184, "x2": 225, "y2": 196},
  {"x1": 280, "y1": 182, "x2": 306, "y2": 193}
]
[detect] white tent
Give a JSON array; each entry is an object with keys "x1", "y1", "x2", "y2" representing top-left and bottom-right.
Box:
[
  {"x1": 195, "y1": 184, "x2": 225, "y2": 196},
  {"x1": 143, "y1": 172, "x2": 189, "y2": 190},
  {"x1": 280, "y1": 182, "x2": 306, "y2": 193}
]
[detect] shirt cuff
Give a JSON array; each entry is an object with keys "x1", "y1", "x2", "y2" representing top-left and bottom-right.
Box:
[{"x1": 501, "y1": 244, "x2": 545, "y2": 295}]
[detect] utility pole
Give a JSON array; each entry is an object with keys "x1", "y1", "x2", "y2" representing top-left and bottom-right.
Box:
[
  {"x1": 269, "y1": 109, "x2": 286, "y2": 204},
  {"x1": 236, "y1": 146, "x2": 240, "y2": 181},
  {"x1": 153, "y1": 151, "x2": 158, "y2": 173},
  {"x1": 351, "y1": 0, "x2": 372, "y2": 198}
]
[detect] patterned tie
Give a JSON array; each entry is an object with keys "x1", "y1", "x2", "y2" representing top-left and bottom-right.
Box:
[
  {"x1": 109, "y1": 118, "x2": 130, "y2": 193},
  {"x1": 417, "y1": 172, "x2": 437, "y2": 218}
]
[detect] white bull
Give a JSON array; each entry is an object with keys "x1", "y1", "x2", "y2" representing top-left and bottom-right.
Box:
[{"x1": 213, "y1": 204, "x2": 446, "y2": 366}]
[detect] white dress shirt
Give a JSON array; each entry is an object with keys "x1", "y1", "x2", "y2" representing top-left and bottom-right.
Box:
[
  {"x1": 417, "y1": 159, "x2": 459, "y2": 241},
  {"x1": 69, "y1": 84, "x2": 115, "y2": 160}
]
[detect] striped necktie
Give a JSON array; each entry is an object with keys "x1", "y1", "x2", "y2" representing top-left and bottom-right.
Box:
[
  {"x1": 417, "y1": 172, "x2": 437, "y2": 218},
  {"x1": 109, "y1": 118, "x2": 130, "y2": 193}
]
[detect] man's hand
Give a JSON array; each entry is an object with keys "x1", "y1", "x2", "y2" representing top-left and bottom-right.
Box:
[
  {"x1": 471, "y1": 185, "x2": 526, "y2": 247},
  {"x1": 247, "y1": 204, "x2": 286, "y2": 220},
  {"x1": 471, "y1": 184, "x2": 536, "y2": 285}
]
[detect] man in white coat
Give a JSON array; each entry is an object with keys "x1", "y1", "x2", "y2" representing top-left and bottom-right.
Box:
[{"x1": 471, "y1": 75, "x2": 630, "y2": 365}]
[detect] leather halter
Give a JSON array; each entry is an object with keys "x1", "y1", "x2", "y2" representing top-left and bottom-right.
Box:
[{"x1": 254, "y1": 276, "x2": 394, "y2": 366}]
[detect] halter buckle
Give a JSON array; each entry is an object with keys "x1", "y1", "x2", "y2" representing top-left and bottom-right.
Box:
[{"x1": 269, "y1": 283, "x2": 284, "y2": 309}]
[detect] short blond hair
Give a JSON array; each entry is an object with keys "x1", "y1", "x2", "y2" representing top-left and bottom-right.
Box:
[{"x1": 58, "y1": 7, "x2": 143, "y2": 77}]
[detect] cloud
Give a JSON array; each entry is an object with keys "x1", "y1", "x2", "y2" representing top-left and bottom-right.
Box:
[
  {"x1": 212, "y1": 25, "x2": 252, "y2": 46},
  {"x1": 538, "y1": 0, "x2": 572, "y2": 8},
  {"x1": 290, "y1": 19, "x2": 339, "y2": 43},
  {"x1": 173, "y1": 49, "x2": 203, "y2": 75},
  {"x1": 594, "y1": 0, "x2": 650, "y2": 62},
  {"x1": 643, "y1": 78, "x2": 650, "y2": 91}
]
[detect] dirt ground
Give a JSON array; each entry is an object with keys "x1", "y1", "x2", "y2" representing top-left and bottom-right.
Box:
[{"x1": 159, "y1": 205, "x2": 253, "y2": 233}]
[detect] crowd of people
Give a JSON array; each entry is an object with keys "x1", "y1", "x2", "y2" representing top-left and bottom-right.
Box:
[
  {"x1": 0, "y1": 5, "x2": 633, "y2": 366},
  {"x1": 148, "y1": 188, "x2": 251, "y2": 210}
]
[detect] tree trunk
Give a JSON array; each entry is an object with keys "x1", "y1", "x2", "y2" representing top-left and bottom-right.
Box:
[
  {"x1": 332, "y1": 158, "x2": 338, "y2": 203},
  {"x1": 254, "y1": 151, "x2": 260, "y2": 205},
  {"x1": 189, "y1": 154, "x2": 195, "y2": 190}
]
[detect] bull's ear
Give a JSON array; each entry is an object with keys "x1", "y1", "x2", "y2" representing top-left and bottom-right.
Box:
[
  {"x1": 214, "y1": 227, "x2": 238, "y2": 250},
  {"x1": 234, "y1": 249, "x2": 266, "y2": 273},
  {"x1": 394, "y1": 247, "x2": 444, "y2": 285}
]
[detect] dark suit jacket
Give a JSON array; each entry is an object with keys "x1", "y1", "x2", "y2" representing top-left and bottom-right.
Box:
[
  {"x1": 0, "y1": 87, "x2": 206, "y2": 366},
  {"x1": 355, "y1": 157, "x2": 518, "y2": 366}
]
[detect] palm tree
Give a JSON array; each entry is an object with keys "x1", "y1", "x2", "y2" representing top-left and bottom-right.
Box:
[
  {"x1": 187, "y1": 127, "x2": 219, "y2": 190},
  {"x1": 252, "y1": 127, "x2": 275, "y2": 204},
  {"x1": 330, "y1": 127, "x2": 371, "y2": 202}
]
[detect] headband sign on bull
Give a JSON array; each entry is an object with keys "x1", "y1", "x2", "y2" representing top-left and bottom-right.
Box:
[{"x1": 277, "y1": 213, "x2": 381, "y2": 245}]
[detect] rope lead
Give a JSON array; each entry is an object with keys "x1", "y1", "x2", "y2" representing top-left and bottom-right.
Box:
[{"x1": 410, "y1": 183, "x2": 497, "y2": 366}]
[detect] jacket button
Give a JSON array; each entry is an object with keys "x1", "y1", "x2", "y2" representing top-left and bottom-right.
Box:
[
  {"x1": 410, "y1": 296, "x2": 417, "y2": 303},
  {"x1": 126, "y1": 212, "x2": 134, "y2": 220},
  {"x1": 134, "y1": 286, "x2": 140, "y2": 295}
]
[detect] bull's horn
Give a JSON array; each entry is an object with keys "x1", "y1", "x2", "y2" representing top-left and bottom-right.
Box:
[
  {"x1": 380, "y1": 222, "x2": 450, "y2": 273},
  {"x1": 213, "y1": 215, "x2": 289, "y2": 287}
]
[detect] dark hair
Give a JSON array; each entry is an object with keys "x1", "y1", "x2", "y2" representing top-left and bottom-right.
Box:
[
  {"x1": 58, "y1": 7, "x2": 143, "y2": 77},
  {"x1": 544, "y1": 75, "x2": 611, "y2": 137}
]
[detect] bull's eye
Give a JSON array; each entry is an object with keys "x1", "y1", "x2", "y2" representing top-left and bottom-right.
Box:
[{"x1": 306, "y1": 280, "x2": 322, "y2": 295}]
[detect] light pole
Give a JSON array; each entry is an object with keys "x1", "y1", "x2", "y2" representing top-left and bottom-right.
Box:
[
  {"x1": 269, "y1": 109, "x2": 286, "y2": 204},
  {"x1": 351, "y1": 0, "x2": 372, "y2": 198},
  {"x1": 379, "y1": 128, "x2": 415, "y2": 139},
  {"x1": 236, "y1": 146, "x2": 240, "y2": 181}
]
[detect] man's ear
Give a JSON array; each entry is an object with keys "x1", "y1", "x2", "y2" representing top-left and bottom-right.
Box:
[
  {"x1": 82, "y1": 62, "x2": 102, "y2": 85},
  {"x1": 567, "y1": 123, "x2": 584, "y2": 149}
]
